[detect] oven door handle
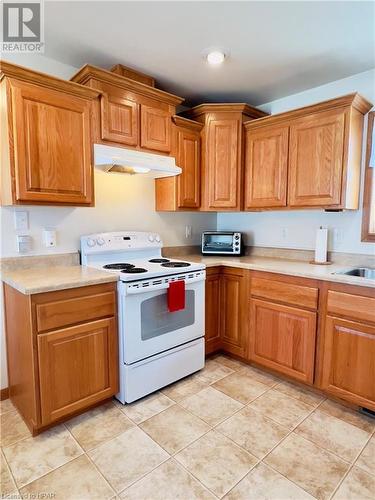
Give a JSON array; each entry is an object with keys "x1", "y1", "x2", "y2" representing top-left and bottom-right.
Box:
[{"x1": 125, "y1": 275, "x2": 205, "y2": 295}]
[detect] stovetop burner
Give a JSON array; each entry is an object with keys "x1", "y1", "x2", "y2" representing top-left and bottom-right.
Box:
[
  {"x1": 122, "y1": 267, "x2": 148, "y2": 274},
  {"x1": 103, "y1": 263, "x2": 135, "y2": 270},
  {"x1": 161, "y1": 262, "x2": 191, "y2": 268},
  {"x1": 149, "y1": 258, "x2": 170, "y2": 263}
]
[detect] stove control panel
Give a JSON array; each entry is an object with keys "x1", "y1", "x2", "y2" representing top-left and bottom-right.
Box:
[{"x1": 81, "y1": 231, "x2": 163, "y2": 254}]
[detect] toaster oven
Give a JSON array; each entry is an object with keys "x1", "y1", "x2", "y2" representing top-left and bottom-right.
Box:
[{"x1": 201, "y1": 231, "x2": 243, "y2": 255}]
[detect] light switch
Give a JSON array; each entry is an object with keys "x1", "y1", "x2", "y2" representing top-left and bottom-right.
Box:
[
  {"x1": 185, "y1": 225, "x2": 192, "y2": 239},
  {"x1": 14, "y1": 211, "x2": 29, "y2": 231}
]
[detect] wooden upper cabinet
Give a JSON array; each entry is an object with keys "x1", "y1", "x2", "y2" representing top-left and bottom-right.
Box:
[
  {"x1": 244, "y1": 125, "x2": 289, "y2": 208},
  {"x1": 1, "y1": 62, "x2": 99, "y2": 206},
  {"x1": 141, "y1": 105, "x2": 171, "y2": 153},
  {"x1": 71, "y1": 64, "x2": 183, "y2": 155},
  {"x1": 244, "y1": 93, "x2": 372, "y2": 210},
  {"x1": 288, "y1": 109, "x2": 345, "y2": 207},
  {"x1": 186, "y1": 104, "x2": 268, "y2": 211},
  {"x1": 155, "y1": 116, "x2": 202, "y2": 211}
]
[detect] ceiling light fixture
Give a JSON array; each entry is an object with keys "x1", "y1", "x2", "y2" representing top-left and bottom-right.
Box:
[{"x1": 206, "y1": 50, "x2": 226, "y2": 65}]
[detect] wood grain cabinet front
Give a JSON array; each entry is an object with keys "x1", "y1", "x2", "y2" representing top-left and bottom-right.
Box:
[
  {"x1": 320, "y1": 316, "x2": 375, "y2": 410},
  {"x1": 3, "y1": 282, "x2": 118, "y2": 434},
  {"x1": 155, "y1": 116, "x2": 202, "y2": 211},
  {"x1": 71, "y1": 64, "x2": 183, "y2": 155},
  {"x1": 205, "y1": 268, "x2": 222, "y2": 355},
  {"x1": 1, "y1": 62, "x2": 99, "y2": 206},
  {"x1": 244, "y1": 93, "x2": 372, "y2": 210},
  {"x1": 38, "y1": 318, "x2": 118, "y2": 425},
  {"x1": 185, "y1": 104, "x2": 268, "y2": 211}
]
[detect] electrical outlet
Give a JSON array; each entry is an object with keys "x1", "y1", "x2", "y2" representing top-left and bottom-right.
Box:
[
  {"x1": 185, "y1": 225, "x2": 192, "y2": 239},
  {"x1": 43, "y1": 228, "x2": 57, "y2": 247},
  {"x1": 333, "y1": 228, "x2": 344, "y2": 245},
  {"x1": 281, "y1": 227, "x2": 288, "y2": 239}
]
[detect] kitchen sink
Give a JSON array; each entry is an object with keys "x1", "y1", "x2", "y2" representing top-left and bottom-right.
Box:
[{"x1": 335, "y1": 268, "x2": 375, "y2": 279}]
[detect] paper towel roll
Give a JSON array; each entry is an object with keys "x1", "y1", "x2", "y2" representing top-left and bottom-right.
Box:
[{"x1": 315, "y1": 227, "x2": 328, "y2": 263}]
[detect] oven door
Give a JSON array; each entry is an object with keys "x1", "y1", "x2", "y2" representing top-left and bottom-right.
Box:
[{"x1": 118, "y1": 271, "x2": 205, "y2": 364}]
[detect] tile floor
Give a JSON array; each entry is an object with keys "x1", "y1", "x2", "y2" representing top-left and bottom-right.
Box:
[{"x1": 1, "y1": 355, "x2": 374, "y2": 500}]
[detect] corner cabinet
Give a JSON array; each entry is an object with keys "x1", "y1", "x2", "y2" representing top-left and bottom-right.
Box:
[
  {"x1": 186, "y1": 104, "x2": 268, "y2": 211},
  {"x1": 244, "y1": 93, "x2": 372, "y2": 210},
  {"x1": 1, "y1": 61, "x2": 99, "y2": 206},
  {"x1": 71, "y1": 64, "x2": 183, "y2": 155},
  {"x1": 204, "y1": 266, "x2": 248, "y2": 357},
  {"x1": 318, "y1": 287, "x2": 375, "y2": 410},
  {"x1": 155, "y1": 116, "x2": 203, "y2": 211},
  {"x1": 3, "y1": 282, "x2": 118, "y2": 434}
]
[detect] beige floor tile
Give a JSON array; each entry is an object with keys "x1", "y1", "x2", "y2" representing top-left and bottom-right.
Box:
[
  {"x1": 3, "y1": 424, "x2": 83, "y2": 488},
  {"x1": 0, "y1": 399, "x2": 15, "y2": 416},
  {"x1": 265, "y1": 433, "x2": 349, "y2": 499},
  {"x1": 19, "y1": 455, "x2": 114, "y2": 499},
  {"x1": 1, "y1": 451, "x2": 17, "y2": 498},
  {"x1": 226, "y1": 462, "x2": 315, "y2": 500},
  {"x1": 89, "y1": 427, "x2": 169, "y2": 492},
  {"x1": 319, "y1": 399, "x2": 375, "y2": 433},
  {"x1": 140, "y1": 405, "x2": 209, "y2": 454},
  {"x1": 295, "y1": 409, "x2": 370, "y2": 462},
  {"x1": 274, "y1": 380, "x2": 324, "y2": 407},
  {"x1": 119, "y1": 458, "x2": 215, "y2": 499},
  {"x1": 238, "y1": 364, "x2": 279, "y2": 387},
  {"x1": 333, "y1": 466, "x2": 375, "y2": 500},
  {"x1": 115, "y1": 392, "x2": 175, "y2": 424},
  {"x1": 1, "y1": 410, "x2": 31, "y2": 447},
  {"x1": 213, "y1": 372, "x2": 270, "y2": 404},
  {"x1": 161, "y1": 376, "x2": 208, "y2": 402},
  {"x1": 248, "y1": 389, "x2": 313, "y2": 429},
  {"x1": 216, "y1": 406, "x2": 289, "y2": 458},
  {"x1": 66, "y1": 402, "x2": 134, "y2": 451},
  {"x1": 356, "y1": 435, "x2": 375, "y2": 476},
  {"x1": 195, "y1": 359, "x2": 234, "y2": 384},
  {"x1": 213, "y1": 355, "x2": 246, "y2": 371},
  {"x1": 180, "y1": 387, "x2": 243, "y2": 426},
  {"x1": 175, "y1": 430, "x2": 257, "y2": 498}
]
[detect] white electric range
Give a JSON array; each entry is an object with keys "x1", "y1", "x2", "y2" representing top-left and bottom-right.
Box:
[{"x1": 80, "y1": 231, "x2": 206, "y2": 403}]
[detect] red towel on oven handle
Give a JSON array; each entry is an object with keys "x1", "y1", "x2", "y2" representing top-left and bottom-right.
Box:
[{"x1": 167, "y1": 280, "x2": 185, "y2": 312}]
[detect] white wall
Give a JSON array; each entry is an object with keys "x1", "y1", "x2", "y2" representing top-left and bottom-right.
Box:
[{"x1": 218, "y1": 69, "x2": 375, "y2": 255}]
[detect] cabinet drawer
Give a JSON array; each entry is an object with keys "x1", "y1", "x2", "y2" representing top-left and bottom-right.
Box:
[
  {"x1": 35, "y1": 290, "x2": 116, "y2": 333},
  {"x1": 327, "y1": 291, "x2": 375, "y2": 324},
  {"x1": 250, "y1": 277, "x2": 318, "y2": 310}
]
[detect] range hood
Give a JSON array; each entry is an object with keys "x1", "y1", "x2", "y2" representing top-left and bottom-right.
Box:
[{"x1": 94, "y1": 144, "x2": 181, "y2": 178}]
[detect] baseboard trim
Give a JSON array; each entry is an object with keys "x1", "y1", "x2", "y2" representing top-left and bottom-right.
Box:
[{"x1": 1, "y1": 387, "x2": 9, "y2": 400}]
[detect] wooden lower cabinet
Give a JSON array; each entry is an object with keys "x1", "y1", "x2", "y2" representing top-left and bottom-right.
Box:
[
  {"x1": 204, "y1": 266, "x2": 248, "y2": 357},
  {"x1": 38, "y1": 318, "x2": 118, "y2": 425},
  {"x1": 3, "y1": 282, "x2": 118, "y2": 434},
  {"x1": 249, "y1": 299, "x2": 317, "y2": 383},
  {"x1": 320, "y1": 316, "x2": 375, "y2": 410},
  {"x1": 220, "y1": 268, "x2": 248, "y2": 357},
  {"x1": 205, "y1": 268, "x2": 222, "y2": 355}
]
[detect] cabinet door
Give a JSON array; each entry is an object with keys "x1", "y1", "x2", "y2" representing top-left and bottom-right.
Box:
[
  {"x1": 101, "y1": 92, "x2": 138, "y2": 146},
  {"x1": 177, "y1": 126, "x2": 201, "y2": 208},
  {"x1": 245, "y1": 126, "x2": 289, "y2": 208},
  {"x1": 141, "y1": 105, "x2": 171, "y2": 153},
  {"x1": 220, "y1": 269, "x2": 247, "y2": 357},
  {"x1": 9, "y1": 80, "x2": 93, "y2": 205},
  {"x1": 205, "y1": 269, "x2": 221, "y2": 355},
  {"x1": 288, "y1": 109, "x2": 345, "y2": 207},
  {"x1": 206, "y1": 119, "x2": 241, "y2": 209},
  {"x1": 37, "y1": 318, "x2": 118, "y2": 424},
  {"x1": 249, "y1": 299, "x2": 316, "y2": 383},
  {"x1": 321, "y1": 316, "x2": 375, "y2": 410}
]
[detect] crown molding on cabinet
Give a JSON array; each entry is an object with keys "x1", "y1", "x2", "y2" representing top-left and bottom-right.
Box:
[
  {"x1": 185, "y1": 102, "x2": 268, "y2": 120},
  {"x1": 71, "y1": 64, "x2": 184, "y2": 106}
]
